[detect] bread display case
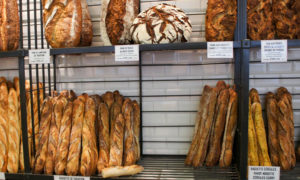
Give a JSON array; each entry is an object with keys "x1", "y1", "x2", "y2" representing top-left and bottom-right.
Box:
[{"x1": 0, "y1": 0, "x2": 299, "y2": 180}]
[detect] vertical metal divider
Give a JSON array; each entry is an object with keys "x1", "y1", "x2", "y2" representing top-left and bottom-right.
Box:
[
  {"x1": 235, "y1": 0, "x2": 249, "y2": 179},
  {"x1": 53, "y1": 55, "x2": 57, "y2": 91},
  {"x1": 19, "y1": 55, "x2": 31, "y2": 173},
  {"x1": 40, "y1": 0, "x2": 46, "y2": 97},
  {"x1": 139, "y1": 49, "x2": 143, "y2": 158},
  {"x1": 29, "y1": 65, "x2": 36, "y2": 158},
  {"x1": 48, "y1": 63, "x2": 52, "y2": 96}
]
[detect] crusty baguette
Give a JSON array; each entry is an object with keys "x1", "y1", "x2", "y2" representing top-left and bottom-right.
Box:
[
  {"x1": 97, "y1": 103, "x2": 110, "y2": 173},
  {"x1": 250, "y1": 88, "x2": 261, "y2": 103},
  {"x1": 109, "y1": 113, "x2": 125, "y2": 166},
  {"x1": 277, "y1": 98, "x2": 293, "y2": 170},
  {"x1": 122, "y1": 98, "x2": 131, "y2": 114},
  {"x1": 60, "y1": 90, "x2": 77, "y2": 101},
  {"x1": 90, "y1": 95, "x2": 102, "y2": 150},
  {"x1": 80, "y1": 0, "x2": 93, "y2": 46},
  {"x1": 266, "y1": 92, "x2": 279, "y2": 166},
  {"x1": 113, "y1": 90, "x2": 123, "y2": 106},
  {"x1": 123, "y1": 101, "x2": 136, "y2": 166},
  {"x1": 252, "y1": 102, "x2": 271, "y2": 166},
  {"x1": 66, "y1": 97, "x2": 85, "y2": 176},
  {"x1": 32, "y1": 84, "x2": 40, "y2": 151},
  {"x1": 185, "y1": 85, "x2": 212, "y2": 165},
  {"x1": 132, "y1": 100, "x2": 141, "y2": 161},
  {"x1": 0, "y1": 82, "x2": 9, "y2": 172},
  {"x1": 219, "y1": 88, "x2": 238, "y2": 167},
  {"x1": 192, "y1": 87, "x2": 218, "y2": 167},
  {"x1": 102, "y1": 91, "x2": 114, "y2": 110},
  {"x1": 7, "y1": 88, "x2": 20, "y2": 173},
  {"x1": 25, "y1": 81, "x2": 34, "y2": 168},
  {"x1": 102, "y1": 165, "x2": 144, "y2": 178},
  {"x1": 55, "y1": 101, "x2": 73, "y2": 175},
  {"x1": 33, "y1": 97, "x2": 53, "y2": 174},
  {"x1": 45, "y1": 96, "x2": 68, "y2": 174},
  {"x1": 248, "y1": 97, "x2": 259, "y2": 166},
  {"x1": 0, "y1": 77, "x2": 6, "y2": 83},
  {"x1": 206, "y1": 89, "x2": 229, "y2": 167},
  {"x1": 110, "y1": 102, "x2": 122, "y2": 147},
  {"x1": 80, "y1": 97, "x2": 98, "y2": 176}
]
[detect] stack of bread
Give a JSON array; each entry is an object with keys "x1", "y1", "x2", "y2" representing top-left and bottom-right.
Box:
[
  {"x1": 31, "y1": 90, "x2": 143, "y2": 178},
  {"x1": 0, "y1": 77, "x2": 22, "y2": 173},
  {"x1": 185, "y1": 81, "x2": 238, "y2": 167},
  {"x1": 248, "y1": 87, "x2": 296, "y2": 170}
]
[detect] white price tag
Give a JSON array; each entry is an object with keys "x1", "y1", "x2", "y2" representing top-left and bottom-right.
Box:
[
  {"x1": 0, "y1": 172, "x2": 5, "y2": 180},
  {"x1": 261, "y1": 40, "x2": 287, "y2": 63},
  {"x1": 29, "y1": 49, "x2": 50, "y2": 64},
  {"x1": 54, "y1": 175, "x2": 90, "y2": 180},
  {"x1": 207, "y1": 41, "x2": 233, "y2": 58},
  {"x1": 115, "y1": 45, "x2": 139, "y2": 61},
  {"x1": 248, "y1": 166, "x2": 280, "y2": 180}
]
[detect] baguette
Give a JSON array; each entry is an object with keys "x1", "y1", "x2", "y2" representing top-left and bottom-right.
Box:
[
  {"x1": 7, "y1": 88, "x2": 20, "y2": 173},
  {"x1": 0, "y1": 82, "x2": 8, "y2": 172},
  {"x1": 97, "y1": 103, "x2": 110, "y2": 173},
  {"x1": 185, "y1": 85, "x2": 212, "y2": 165},
  {"x1": 219, "y1": 89, "x2": 238, "y2": 167},
  {"x1": 66, "y1": 97, "x2": 85, "y2": 176},
  {"x1": 248, "y1": 97, "x2": 259, "y2": 166},
  {"x1": 60, "y1": 90, "x2": 77, "y2": 101},
  {"x1": 113, "y1": 90, "x2": 123, "y2": 106},
  {"x1": 25, "y1": 81, "x2": 34, "y2": 168},
  {"x1": 55, "y1": 101, "x2": 73, "y2": 175},
  {"x1": 252, "y1": 101, "x2": 271, "y2": 166},
  {"x1": 266, "y1": 92, "x2": 279, "y2": 166},
  {"x1": 277, "y1": 97, "x2": 293, "y2": 170},
  {"x1": 110, "y1": 102, "x2": 122, "y2": 147},
  {"x1": 45, "y1": 96, "x2": 68, "y2": 174},
  {"x1": 32, "y1": 85, "x2": 40, "y2": 151},
  {"x1": 80, "y1": 97, "x2": 98, "y2": 176},
  {"x1": 132, "y1": 100, "x2": 140, "y2": 161},
  {"x1": 90, "y1": 95, "x2": 102, "y2": 150},
  {"x1": 80, "y1": 0, "x2": 93, "y2": 46},
  {"x1": 206, "y1": 89, "x2": 229, "y2": 167},
  {"x1": 122, "y1": 98, "x2": 131, "y2": 114},
  {"x1": 123, "y1": 101, "x2": 136, "y2": 166},
  {"x1": 109, "y1": 113, "x2": 125, "y2": 166},
  {"x1": 33, "y1": 97, "x2": 53, "y2": 174},
  {"x1": 192, "y1": 87, "x2": 218, "y2": 167},
  {"x1": 102, "y1": 91, "x2": 114, "y2": 110},
  {"x1": 102, "y1": 165, "x2": 144, "y2": 178}
]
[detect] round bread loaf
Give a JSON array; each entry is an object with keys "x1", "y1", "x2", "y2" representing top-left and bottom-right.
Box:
[{"x1": 130, "y1": 4, "x2": 192, "y2": 44}]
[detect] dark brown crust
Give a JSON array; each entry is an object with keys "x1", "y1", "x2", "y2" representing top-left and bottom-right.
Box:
[
  {"x1": 33, "y1": 97, "x2": 53, "y2": 174},
  {"x1": 205, "y1": 0, "x2": 237, "y2": 41},
  {"x1": 132, "y1": 100, "x2": 140, "y2": 161},
  {"x1": 192, "y1": 87, "x2": 218, "y2": 167},
  {"x1": 0, "y1": 0, "x2": 20, "y2": 51},
  {"x1": 185, "y1": 85, "x2": 212, "y2": 165},
  {"x1": 113, "y1": 90, "x2": 123, "y2": 106},
  {"x1": 247, "y1": 0, "x2": 274, "y2": 40},
  {"x1": 110, "y1": 102, "x2": 122, "y2": 145},
  {"x1": 219, "y1": 89, "x2": 238, "y2": 167},
  {"x1": 273, "y1": 0, "x2": 297, "y2": 39},
  {"x1": 250, "y1": 88, "x2": 260, "y2": 103},
  {"x1": 266, "y1": 92, "x2": 280, "y2": 166},
  {"x1": 102, "y1": 91, "x2": 114, "y2": 110},
  {"x1": 90, "y1": 95, "x2": 102, "y2": 150},
  {"x1": 206, "y1": 89, "x2": 229, "y2": 167},
  {"x1": 80, "y1": 0, "x2": 93, "y2": 46}
]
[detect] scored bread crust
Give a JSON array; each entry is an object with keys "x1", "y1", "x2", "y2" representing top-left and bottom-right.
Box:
[{"x1": 0, "y1": 82, "x2": 9, "y2": 172}]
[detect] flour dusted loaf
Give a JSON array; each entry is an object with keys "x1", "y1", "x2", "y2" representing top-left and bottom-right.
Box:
[
  {"x1": 42, "y1": 0, "x2": 82, "y2": 48},
  {"x1": 130, "y1": 4, "x2": 192, "y2": 44},
  {"x1": 247, "y1": 0, "x2": 274, "y2": 40},
  {"x1": 273, "y1": 0, "x2": 297, "y2": 39},
  {"x1": 205, "y1": 0, "x2": 237, "y2": 41},
  {"x1": 100, "y1": 0, "x2": 139, "y2": 45},
  {"x1": 0, "y1": 0, "x2": 20, "y2": 51}
]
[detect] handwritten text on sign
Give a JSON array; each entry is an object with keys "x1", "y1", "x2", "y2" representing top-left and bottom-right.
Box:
[
  {"x1": 207, "y1": 41, "x2": 233, "y2": 58},
  {"x1": 54, "y1": 175, "x2": 90, "y2": 180},
  {"x1": 115, "y1": 45, "x2": 139, "y2": 61},
  {"x1": 29, "y1": 49, "x2": 50, "y2": 64},
  {"x1": 248, "y1": 166, "x2": 280, "y2": 180},
  {"x1": 261, "y1": 40, "x2": 287, "y2": 63}
]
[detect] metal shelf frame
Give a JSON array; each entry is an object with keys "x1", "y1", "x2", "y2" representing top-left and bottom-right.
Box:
[{"x1": 0, "y1": 0, "x2": 299, "y2": 180}]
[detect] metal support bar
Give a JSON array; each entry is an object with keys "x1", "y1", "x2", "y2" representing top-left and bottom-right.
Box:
[{"x1": 139, "y1": 51, "x2": 143, "y2": 157}]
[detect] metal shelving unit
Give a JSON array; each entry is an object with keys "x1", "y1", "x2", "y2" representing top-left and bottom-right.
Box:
[{"x1": 0, "y1": 0, "x2": 299, "y2": 180}]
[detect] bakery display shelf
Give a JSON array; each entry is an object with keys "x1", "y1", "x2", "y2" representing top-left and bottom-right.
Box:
[
  {"x1": 280, "y1": 163, "x2": 300, "y2": 180},
  {"x1": 0, "y1": 50, "x2": 23, "y2": 58},
  {"x1": 250, "y1": 39, "x2": 300, "y2": 48},
  {"x1": 21, "y1": 41, "x2": 241, "y2": 56},
  {"x1": 3, "y1": 156, "x2": 239, "y2": 180}
]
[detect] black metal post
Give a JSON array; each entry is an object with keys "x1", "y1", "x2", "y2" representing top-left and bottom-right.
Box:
[
  {"x1": 19, "y1": 56, "x2": 31, "y2": 173},
  {"x1": 53, "y1": 55, "x2": 57, "y2": 91},
  {"x1": 139, "y1": 50, "x2": 143, "y2": 157}
]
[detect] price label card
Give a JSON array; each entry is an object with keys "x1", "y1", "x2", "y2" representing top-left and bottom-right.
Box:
[
  {"x1": 261, "y1": 40, "x2": 287, "y2": 63},
  {"x1": 115, "y1": 45, "x2": 139, "y2": 61},
  {"x1": 29, "y1": 49, "x2": 50, "y2": 64},
  {"x1": 248, "y1": 166, "x2": 280, "y2": 180},
  {"x1": 0, "y1": 172, "x2": 5, "y2": 180},
  {"x1": 54, "y1": 175, "x2": 90, "y2": 180},
  {"x1": 207, "y1": 41, "x2": 233, "y2": 58}
]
